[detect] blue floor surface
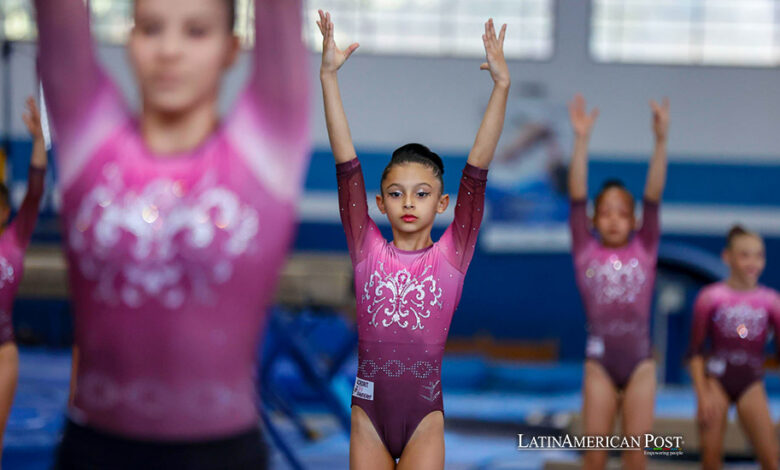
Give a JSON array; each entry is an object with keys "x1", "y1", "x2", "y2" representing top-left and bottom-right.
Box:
[{"x1": 2, "y1": 348, "x2": 773, "y2": 469}]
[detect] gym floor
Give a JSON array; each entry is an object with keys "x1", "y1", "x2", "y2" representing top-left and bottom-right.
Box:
[{"x1": 3, "y1": 348, "x2": 775, "y2": 469}]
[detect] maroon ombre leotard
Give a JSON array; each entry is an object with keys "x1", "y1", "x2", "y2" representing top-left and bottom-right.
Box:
[
  {"x1": 688, "y1": 282, "x2": 780, "y2": 402},
  {"x1": 569, "y1": 198, "x2": 660, "y2": 388},
  {"x1": 337, "y1": 158, "x2": 486, "y2": 458},
  {"x1": 0, "y1": 166, "x2": 45, "y2": 344},
  {"x1": 36, "y1": 0, "x2": 310, "y2": 440}
]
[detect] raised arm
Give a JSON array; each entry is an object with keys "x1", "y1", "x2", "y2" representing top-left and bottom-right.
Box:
[
  {"x1": 22, "y1": 97, "x2": 47, "y2": 172},
  {"x1": 336, "y1": 159, "x2": 384, "y2": 266},
  {"x1": 440, "y1": 165, "x2": 488, "y2": 273},
  {"x1": 33, "y1": 0, "x2": 104, "y2": 136},
  {"x1": 319, "y1": 12, "x2": 381, "y2": 263},
  {"x1": 467, "y1": 19, "x2": 510, "y2": 170},
  {"x1": 317, "y1": 11, "x2": 360, "y2": 164},
  {"x1": 643, "y1": 98, "x2": 670, "y2": 203},
  {"x1": 13, "y1": 98, "x2": 47, "y2": 247},
  {"x1": 247, "y1": 0, "x2": 309, "y2": 139},
  {"x1": 567, "y1": 94, "x2": 599, "y2": 201}
]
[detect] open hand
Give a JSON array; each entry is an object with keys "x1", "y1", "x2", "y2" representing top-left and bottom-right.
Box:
[
  {"x1": 22, "y1": 96, "x2": 43, "y2": 143},
  {"x1": 480, "y1": 19, "x2": 509, "y2": 88},
  {"x1": 317, "y1": 10, "x2": 359, "y2": 75},
  {"x1": 568, "y1": 93, "x2": 599, "y2": 138},
  {"x1": 650, "y1": 97, "x2": 670, "y2": 142}
]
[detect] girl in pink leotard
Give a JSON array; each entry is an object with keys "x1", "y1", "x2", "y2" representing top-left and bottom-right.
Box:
[
  {"x1": 0, "y1": 97, "x2": 48, "y2": 459},
  {"x1": 567, "y1": 94, "x2": 669, "y2": 470},
  {"x1": 34, "y1": 0, "x2": 309, "y2": 468},
  {"x1": 688, "y1": 226, "x2": 780, "y2": 470},
  {"x1": 317, "y1": 11, "x2": 510, "y2": 469}
]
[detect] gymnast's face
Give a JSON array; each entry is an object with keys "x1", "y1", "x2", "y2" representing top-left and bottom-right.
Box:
[
  {"x1": 724, "y1": 234, "x2": 765, "y2": 287},
  {"x1": 376, "y1": 163, "x2": 449, "y2": 237},
  {"x1": 593, "y1": 187, "x2": 635, "y2": 248},
  {"x1": 129, "y1": 0, "x2": 239, "y2": 115}
]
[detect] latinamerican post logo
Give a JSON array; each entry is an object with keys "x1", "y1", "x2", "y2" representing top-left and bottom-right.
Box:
[{"x1": 517, "y1": 434, "x2": 684, "y2": 456}]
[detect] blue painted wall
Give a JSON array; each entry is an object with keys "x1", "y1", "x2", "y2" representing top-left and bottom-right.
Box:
[{"x1": 4, "y1": 139, "x2": 780, "y2": 360}]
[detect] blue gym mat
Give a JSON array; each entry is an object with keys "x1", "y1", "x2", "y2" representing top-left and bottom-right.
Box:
[{"x1": 2, "y1": 348, "x2": 774, "y2": 469}]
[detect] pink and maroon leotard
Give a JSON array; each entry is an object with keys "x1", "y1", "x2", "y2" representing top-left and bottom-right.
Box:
[
  {"x1": 337, "y1": 157, "x2": 486, "y2": 459},
  {"x1": 688, "y1": 282, "x2": 780, "y2": 402},
  {"x1": 569, "y1": 198, "x2": 660, "y2": 388},
  {"x1": 35, "y1": 0, "x2": 309, "y2": 440},
  {"x1": 0, "y1": 166, "x2": 45, "y2": 345}
]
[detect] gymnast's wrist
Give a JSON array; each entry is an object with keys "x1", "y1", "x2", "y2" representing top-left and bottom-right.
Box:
[
  {"x1": 493, "y1": 78, "x2": 510, "y2": 91},
  {"x1": 320, "y1": 69, "x2": 338, "y2": 81}
]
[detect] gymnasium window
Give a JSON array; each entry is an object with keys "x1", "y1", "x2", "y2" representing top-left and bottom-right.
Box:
[
  {"x1": 591, "y1": 0, "x2": 780, "y2": 67},
  {"x1": 1, "y1": 0, "x2": 133, "y2": 42},
  {"x1": 298, "y1": 0, "x2": 554, "y2": 60},
  {"x1": 2, "y1": 0, "x2": 36, "y2": 40},
  {"x1": 2, "y1": 0, "x2": 555, "y2": 60},
  {"x1": 88, "y1": 0, "x2": 134, "y2": 44}
]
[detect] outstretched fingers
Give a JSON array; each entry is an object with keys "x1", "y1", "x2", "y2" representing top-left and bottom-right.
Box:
[
  {"x1": 569, "y1": 93, "x2": 599, "y2": 132},
  {"x1": 317, "y1": 10, "x2": 335, "y2": 42},
  {"x1": 22, "y1": 96, "x2": 42, "y2": 137},
  {"x1": 317, "y1": 10, "x2": 330, "y2": 37},
  {"x1": 649, "y1": 98, "x2": 670, "y2": 122},
  {"x1": 26, "y1": 97, "x2": 40, "y2": 122},
  {"x1": 483, "y1": 19, "x2": 507, "y2": 51}
]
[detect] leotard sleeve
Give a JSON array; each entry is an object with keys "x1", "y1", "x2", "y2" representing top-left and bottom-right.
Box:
[
  {"x1": 439, "y1": 164, "x2": 488, "y2": 273},
  {"x1": 336, "y1": 158, "x2": 383, "y2": 266},
  {"x1": 569, "y1": 198, "x2": 592, "y2": 256},
  {"x1": 224, "y1": 0, "x2": 311, "y2": 203},
  {"x1": 10, "y1": 166, "x2": 46, "y2": 248},
  {"x1": 687, "y1": 287, "x2": 716, "y2": 359},
  {"x1": 638, "y1": 198, "x2": 661, "y2": 253},
  {"x1": 34, "y1": 0, "x2": 126, "y2": 189}
]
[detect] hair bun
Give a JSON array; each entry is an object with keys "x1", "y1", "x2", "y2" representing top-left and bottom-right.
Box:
[
  {"x1": 381, "y1": 143, "x2": 446, "y2": 191},
  {"x1": 726, "y1": 224, "x2": 762, "y2": 248},
  {"x1": 727, "y1": 224, "x2": 747, "y2": 239},
  {"x1": 391, "y1": 143, "x2": 443, "y2": 175}
]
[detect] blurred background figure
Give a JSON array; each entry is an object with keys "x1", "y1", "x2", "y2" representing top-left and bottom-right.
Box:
[
  {"x1": 567, "y1": 94, "x2": 668, "y2": 470},
  {"x1": 0, "y1": 96, "x2": 47, "y2": 462},
  {"x1": 0, "y1": 1, "x2": 779, "y2": 469},
  {"x1": 688, "y1": 227, "x2": 780, "y2": 470},
  {"x1": 33, "y1": 0, "x2": 309, "y2": 468}
]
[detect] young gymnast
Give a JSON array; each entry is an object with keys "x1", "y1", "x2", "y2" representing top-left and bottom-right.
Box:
[
  {"x1": 34, "y1": 0, "x2": 309, "y2": 468},
  {"x1": 568, "y1": 94, "x2": 669, "y2": 470},
  {"x1": 317, "y1": 10, "x2": 509, "y2": 469},
  {"x1": 0, "y1": 97, "x2": 48, "y2": 458},
  {"x1": 688, "y1": 226, "x2": 780, "y2": 470}
]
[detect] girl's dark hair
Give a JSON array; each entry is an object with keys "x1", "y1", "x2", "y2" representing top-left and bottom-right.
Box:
[
  {"x1": 225, "y1": 0, "x2": 236, "y2": 31},
  {"x1": 594, "y1": 179, "x2": 634, "y2": 212},
  {"x1": 0, "y1": 184, "x2": 8, "y2": 211},
  {"x1": 134, "y1": 0, "x2": 235, "y2": 31},
  {"x1": 380, "y1": 143, "x2": 445, "y2": 192},
  {"x1": 726, "y1": 224, "x2": 761, "y2": 248}
]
